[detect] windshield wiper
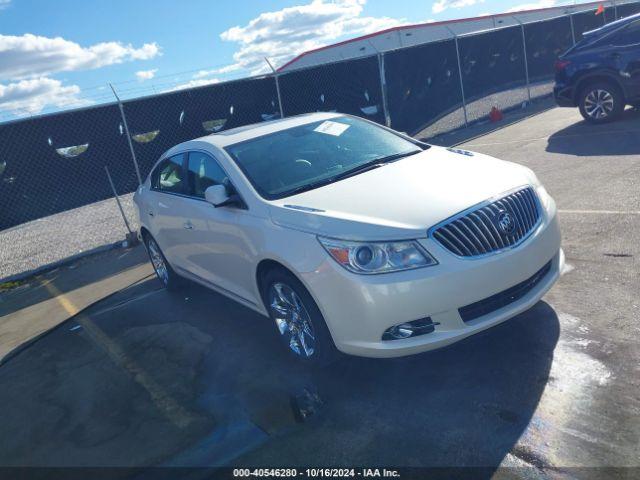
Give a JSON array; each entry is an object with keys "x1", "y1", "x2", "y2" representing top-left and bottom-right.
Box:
[
  {"x1": 371, "y1": 149, "x2": 422, "y2": 165},
  {"x1": 332, "y1": 149, "x2": 422, "y2": 182}
]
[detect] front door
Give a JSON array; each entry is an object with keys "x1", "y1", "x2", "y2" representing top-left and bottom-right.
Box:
[{"x1": 179, "y1": 150, "x2": 259, "y2": 305}]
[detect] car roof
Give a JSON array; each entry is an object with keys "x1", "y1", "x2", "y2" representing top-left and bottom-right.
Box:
[
  {"x1": 181, "y1": 111, "x2": 343, "y2": 151},
  {"x1": 583, "y1": 12, "x2": 640, "y2": 38}
]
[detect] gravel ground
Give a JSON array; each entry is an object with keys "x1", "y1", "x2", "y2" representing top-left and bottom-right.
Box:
[
  {"x1": 418, "y1": 79, "x2": 553, "y2": 138},
  {"x1": 0, "y1": 194, "x2": 139, "y2": 281}
]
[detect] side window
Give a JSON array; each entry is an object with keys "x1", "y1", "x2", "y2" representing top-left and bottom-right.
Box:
[
  {"x1": 610, "y1": 21, "x2": 640, "y2": 46},
  {"x1": 187, "y1": 151, "x2": 229, "y2": 198},
  {"x1": 152, "y1": 155, "x2": 184, "y2": 193}
]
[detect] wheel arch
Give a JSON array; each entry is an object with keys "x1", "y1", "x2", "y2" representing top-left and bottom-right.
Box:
[
  {"x1": 140, "y1": 226, "x2": 151, "y2": 241},
  {"x1": 255, "y1": 257, "x2": 335, "y2": 334},
  {"x1": 574, "y1": 72, "x2": 625, "y2": 103},
  {"x1": 256, "y1": 258, "x2": 300, "y2": 304}
]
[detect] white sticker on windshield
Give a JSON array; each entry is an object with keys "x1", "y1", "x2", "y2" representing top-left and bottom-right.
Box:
[{"x1": 314, "y1": 121, "x2": 350, "y2": 136}]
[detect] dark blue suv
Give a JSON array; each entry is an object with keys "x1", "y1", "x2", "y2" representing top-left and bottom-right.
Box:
[{"x1": 554, "y1": 13, "x2": 640, "y2": 123}]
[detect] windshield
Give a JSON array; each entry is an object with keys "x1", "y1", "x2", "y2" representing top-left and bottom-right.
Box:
[{"x1": 224, "y1": 116, "x2": 424, "y2": 200}]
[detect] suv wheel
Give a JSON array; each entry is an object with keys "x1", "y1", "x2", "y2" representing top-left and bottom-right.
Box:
[
  {"x1": 262, "y1": 268, "x2": 338, "y2": 367},
  {"x1": 578, "y1": 82, "x2": 624, "y2": 123},
  {"x1": 145, "y1": 235, "x2": 182, "y2": 291}
]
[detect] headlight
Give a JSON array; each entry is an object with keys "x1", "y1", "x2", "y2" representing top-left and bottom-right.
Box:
[{"x1": 317, "y1": 237, "x2": 437, "y2": 274}]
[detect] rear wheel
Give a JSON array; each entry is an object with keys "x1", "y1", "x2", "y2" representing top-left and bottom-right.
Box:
[
  {"x1": 262, "y1": 268, "x2": 338, "y2": 367},
  {"x1": 144, "y1": 234, "x2": 182, "y2": 291},
  {"x1": 578, "y1": 82, "x2": 624, "y2": 123}
]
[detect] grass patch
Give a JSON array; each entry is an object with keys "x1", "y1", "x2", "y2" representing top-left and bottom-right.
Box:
[{"x1": 0, "y1": 280, "x2": 24, "y2": 292}]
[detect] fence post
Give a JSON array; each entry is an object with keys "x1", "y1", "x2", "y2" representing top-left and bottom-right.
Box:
[
  {"x1": 613, "y1": 0, "x2": 618, "y2": 20},
  {"x1": 109, "y1": 83, "x2": 142, "y2": 186},
  {"x1": 377, "y1": 53, "x2": 392, "y2": 127},
  {"x1": 264, "y1": 58, "x2": 285, "y2": 119},
  {"x1": 446, "y1": 27, "x2": 468, "y2": 128},
  {"x1": 513, "y1": 17, "x2": 532, "y2": 104},
  {"x1": 104, "y1": 166, "x2": 133, "y2": 236}
]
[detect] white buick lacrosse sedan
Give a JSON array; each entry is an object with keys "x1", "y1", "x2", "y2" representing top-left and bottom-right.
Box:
[{"x1": 134, "y1": 112, "x2": 562, "y2": 365}]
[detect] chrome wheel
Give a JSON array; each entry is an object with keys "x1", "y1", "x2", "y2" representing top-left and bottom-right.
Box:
[
  {"x1": 148, "y1": 239, "x2": 169, "y2": 286},
  {"x1": 268, "y1": 282, "x2": 316, "y2": 358},
  {"x1": 584, "y1": 89, "x2": 614, "y2": 120}
]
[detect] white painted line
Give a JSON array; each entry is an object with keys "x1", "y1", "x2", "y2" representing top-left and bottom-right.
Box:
[
  {"x1": 560, "y1": 262, "x2": 575, "y2": 276},
  {"x1": 558, "y1": 209, "x2": 640, "y2": 215},
  {"x1": 464, "y1": 128, "x2": 640, "y2": 147}
]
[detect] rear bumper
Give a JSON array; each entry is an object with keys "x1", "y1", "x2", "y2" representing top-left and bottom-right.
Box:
[
  {"x1": 302, "y1": 207, "x2": 562, "y2": 358},
  {"x1": 554, "y1": 84, "x2": 576, "y2": 107}
]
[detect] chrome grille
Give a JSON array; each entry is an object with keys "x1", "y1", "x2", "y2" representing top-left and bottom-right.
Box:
[{"x1": 431, "y1": 187, "x2": 540, "y2": 257}]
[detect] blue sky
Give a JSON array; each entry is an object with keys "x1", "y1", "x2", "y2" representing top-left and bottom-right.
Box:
[{"x1": 0, "y1": 0, "x2": 585, "y2": 118}]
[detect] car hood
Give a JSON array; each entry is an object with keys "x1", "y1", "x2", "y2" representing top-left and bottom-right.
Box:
[{"x1": 268, "y1": 146, "x2": 537, "y2": 240}]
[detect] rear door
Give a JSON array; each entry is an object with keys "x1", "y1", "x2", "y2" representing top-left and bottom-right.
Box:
[{"x1": 145, "y1": 153, "x2": 192, "y2": 270}]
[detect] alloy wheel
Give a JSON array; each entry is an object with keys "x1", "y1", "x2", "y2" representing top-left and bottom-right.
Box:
[
  {"x1": 147, "y1": 239, "x2": 169, "y2": 286},
  {"x1": 584, "y1": 89, "x2": 614, "y2": 120},
  {"x1": 268, "y1": 282, "x2": 316, "y2": 358}
]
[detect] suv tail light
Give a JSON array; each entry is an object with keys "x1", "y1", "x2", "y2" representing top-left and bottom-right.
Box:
[{"x1": 554, "y1": 59, "x2": 571, "y2": 72}]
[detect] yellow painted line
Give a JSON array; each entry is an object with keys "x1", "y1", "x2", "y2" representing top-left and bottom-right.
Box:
[
  {"x1": 41, "y1": 279, "x2": 197, "y2": 429},
  {"x1": 558, "y1": 209, "x2": 640, "y2": 215}
]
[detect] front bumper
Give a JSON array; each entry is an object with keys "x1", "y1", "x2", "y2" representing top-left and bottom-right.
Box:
[{"x1": 302, "y1": 210, "x2": 562, "y2": 358}]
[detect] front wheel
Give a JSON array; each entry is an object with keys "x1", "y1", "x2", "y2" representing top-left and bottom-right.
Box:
[
  {"x1": 578, "y1": 82, "x2": 624, "y2": 123},
  {"x1": 262, "y1": 268, "x2": 338, "y2": 367}
]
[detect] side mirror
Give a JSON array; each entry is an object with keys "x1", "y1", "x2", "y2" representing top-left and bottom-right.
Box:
[{"x1": 205, "y1": 184, "x2": 230, "y2": 207}]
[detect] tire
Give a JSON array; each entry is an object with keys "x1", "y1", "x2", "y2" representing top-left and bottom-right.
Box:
[
  {"x1": 261, "y1": 267, "x2": 339, "y2": 367},
  {"x1": 144, "y1": 234, "x2": 183, "y2": 291},
  {"x1": 578, "y1": 81, "x2": 624, "y2": 124}
]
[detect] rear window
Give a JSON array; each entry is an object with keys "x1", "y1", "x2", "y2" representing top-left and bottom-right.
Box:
[
  {"x1": 609, "y1": 20, "x2": 640, "y2": 46},
  {"x1": 151, "y1": 155, "x2": 184, "y2": 194}
]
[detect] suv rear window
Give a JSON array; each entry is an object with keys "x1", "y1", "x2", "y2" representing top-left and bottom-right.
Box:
[{"x1": 609, "y1": 20, "x2": 640, "y2": 46}]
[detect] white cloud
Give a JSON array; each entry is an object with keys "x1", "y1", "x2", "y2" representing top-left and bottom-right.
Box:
[
  {"x1": 432, "y1": 0, "x2": 484, "y2": 14},
  {"x1": 193, "y1": 64, "x2": 241, "y2": 79},
  {"x1": 506, "y1": 0, "x2": 555, "y2": 12},
  {"x1": 0, "y1": 0, "x2": 11, "y2": 10},
  {"x1": 0, "y1": 77, "x2": 90, "y2": 114},
  {"x1": 218, "y1": 0, "x2": 403, "y2": 73},
  {"x1": 0, "y1": 33, "x2": 161, "y2": 80},
  {"x1": 164, "y1": 77, "x2": 220, "y2": 92},
  {"x1": 136, "y1": 68, "x2": 157, "y2": 81}
]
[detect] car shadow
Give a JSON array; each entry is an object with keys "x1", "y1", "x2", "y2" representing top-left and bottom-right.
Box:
[
  {"x1": 0, "y1": 273, "x2": 560, "y2": 475},
  {"x1": 236, "y1": 300, "x2": 560, "y2": 473},
  {"x1": 546, "y1": 107, "x2": 640, "y2": 157}
]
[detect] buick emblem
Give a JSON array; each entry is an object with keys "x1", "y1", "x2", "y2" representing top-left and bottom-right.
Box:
[{"x1": 495, "y1": 209, "x2": 517, "y2": 235}]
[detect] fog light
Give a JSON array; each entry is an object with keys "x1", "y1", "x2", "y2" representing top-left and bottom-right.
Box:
[{"x1": 382, "y1": 317, "x2": 438, "y2": 341}]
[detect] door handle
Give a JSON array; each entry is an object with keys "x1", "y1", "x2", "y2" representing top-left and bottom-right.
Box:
[
  {"x1": 183, "y1": 221, "x2": 193, "y2": 230},
  {"x1": 148, "y1": 211, "x2": 154, "y2": 217}
]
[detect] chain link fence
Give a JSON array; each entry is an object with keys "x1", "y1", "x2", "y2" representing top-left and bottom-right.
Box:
[{"x1": 1, "y1": 0, "x2": 639, "y2": 280}]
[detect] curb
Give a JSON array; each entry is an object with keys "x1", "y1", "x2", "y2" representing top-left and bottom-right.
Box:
[
  {"x1": 0, "y1": 239, "x2": 134, "y2": 286},
  {"x1": 0, "y1": 269, "x2": 154, "y2": 366},
  {"x1": 452, "y1": 103, "x2": 556, "y2": 147},
  {"x1": 422, "y1": 94, "x2": 556, "y2": 147}
]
